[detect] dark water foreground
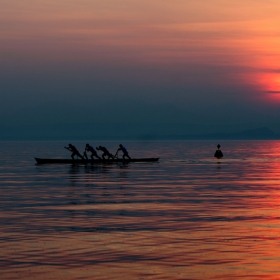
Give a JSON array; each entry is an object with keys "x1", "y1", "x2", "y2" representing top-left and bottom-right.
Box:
[{"x1": 1, "y1": 140, "x2": 280, "y2": 279}]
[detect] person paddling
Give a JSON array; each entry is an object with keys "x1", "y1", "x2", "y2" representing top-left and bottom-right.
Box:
[
  {"x1": 64, "y1": 144, "x2": 84, "y2": 160},
  {"x1": 84, "y1": 144, "x2": 101, "y2": 160},
  {"x1": 115, "y1": 144, "x2": 131, "y2": 159},
  {"x1": 96, "y1": 146, "x2": 115, "y2": 160}
]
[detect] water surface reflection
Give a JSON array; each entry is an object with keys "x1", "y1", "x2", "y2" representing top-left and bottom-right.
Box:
[{"x1": 1, "y1": 141, "x2": 280, "y2": 279}]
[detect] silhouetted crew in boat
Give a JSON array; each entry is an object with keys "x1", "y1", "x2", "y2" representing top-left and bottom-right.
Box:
[
  {"x1": 214, "y1": 144, "x2": 223, "y2": 159},
  {"x1": 64, "y1": 144, "x2": 84, "y2": 160},
  {"x1": 96, "y1": 146, "x2": 115, "y2": 160},
  {"x1": 115, "y1": 144, "x2": 131, "y2": 159},
  {"x1": 84, "y1": 144, "x2": 101, "y2": 160}
]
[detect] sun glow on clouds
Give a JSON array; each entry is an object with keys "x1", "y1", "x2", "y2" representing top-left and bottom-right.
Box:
[
  {"x1": 1, "y1": 0, "x2": 280, "y2": 102},
  {"x1": 240, "y1": 20, "x2": 280, "y2": 103}
]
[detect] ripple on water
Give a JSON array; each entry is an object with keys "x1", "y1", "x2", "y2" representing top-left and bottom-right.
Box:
[{"x1": 1, "y1": 140, "x2": 280, "y2": 279}]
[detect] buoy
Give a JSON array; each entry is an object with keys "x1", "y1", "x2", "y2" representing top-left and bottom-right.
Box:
[{"x1": 214, "y1": 144, "x2": 223, "y2": 159}]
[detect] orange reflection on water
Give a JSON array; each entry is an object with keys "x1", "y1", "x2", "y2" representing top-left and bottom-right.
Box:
[
  {"x1": 2, "y1": 182, "x2": 280, "y2": 280},
  {"x1": 3, "y1": 141, "x2": 280, "y2": 279}
]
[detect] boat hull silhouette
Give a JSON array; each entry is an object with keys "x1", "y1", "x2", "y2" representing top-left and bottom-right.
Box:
[{"x1": 35, "y1": 157, "x2": 160, "y2": 164}]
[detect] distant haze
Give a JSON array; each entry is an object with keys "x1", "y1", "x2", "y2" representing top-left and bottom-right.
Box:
[{"x1": 1, "y1": 1, "x2": 280, "y2": 139}]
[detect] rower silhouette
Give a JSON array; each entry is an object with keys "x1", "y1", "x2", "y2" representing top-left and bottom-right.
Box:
[
  {"x1": 96, "y1": 146, "x2": 115, "y2": 160},
  {"x1": 214, "y1": 144, "x2": 223, "y2": 159},
  {"x1": 115, "y1": 144, "x2": 131, "y2": 159},
  {"x1": 64, "y1": 144, "x2": 83, "y2": 160},
  {"x1": 84, "y1": 144, "x2": 101, "y2": 160}
]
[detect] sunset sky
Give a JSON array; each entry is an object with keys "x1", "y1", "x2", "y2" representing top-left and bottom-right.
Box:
[{"x1": 1, "y1": 0, "x2": 280, "y2": 136}]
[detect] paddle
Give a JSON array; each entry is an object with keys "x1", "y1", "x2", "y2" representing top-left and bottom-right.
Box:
[{"x1": 83, "y1": 151, "x2": 88, "y2": 160}]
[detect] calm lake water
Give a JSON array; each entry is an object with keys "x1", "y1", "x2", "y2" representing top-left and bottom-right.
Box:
[{"x1": 1, "y1": 140, "x2": 280, "y2": 279}]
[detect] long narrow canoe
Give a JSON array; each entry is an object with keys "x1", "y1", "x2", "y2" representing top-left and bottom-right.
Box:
[{"x1": 35, "y1": 157, "x2": 159, "y2": 164}]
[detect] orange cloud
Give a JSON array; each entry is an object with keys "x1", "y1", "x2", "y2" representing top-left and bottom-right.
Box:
[{"x1": 1, "y1": 0, "x2": 280, "y2": 102}]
